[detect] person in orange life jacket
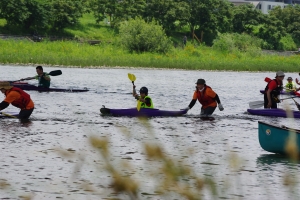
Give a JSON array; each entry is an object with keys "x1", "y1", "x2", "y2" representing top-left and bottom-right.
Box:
[
  {"x1": 21, "y1": 66, "x2": 51, "y2": 88},
  {"x1": 132, "y1": 86, "x2": 154, "y2": 108},
  {"x1": 184, "y1": 79, "x2": 224, "y2": 115},
  {"x1": 0, "y1": 82, "x2": 34, "y2": 119},
  {"x1": 264, "y1": 71, "x2": 285, "y2": 109}
]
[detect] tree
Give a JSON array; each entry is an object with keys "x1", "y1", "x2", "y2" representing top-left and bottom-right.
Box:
[
  {"x1": 143, "y1": 0, "x2": 190, "y2": 34},
  {"x1": 184, "y1": 0, "x2": 233, "y2": 45},
  {"x1": 49, "y1": 0, "x2": 87, "y2": 30},
  {"x1": 0, "y1": 0, "x2": 50, "y2": 31},
  {"x1": 232, "y1": 4, "x2": 265, "y2": 34},
  {"x1": 256, "y1": 15, "x2": 286, "y2": 50},
  {"x1": 88, "y1": 0, "x2": 118, "y2": 24},
  {"x1": 269, "y1": 5, "x2": 300, "y2": 46}
]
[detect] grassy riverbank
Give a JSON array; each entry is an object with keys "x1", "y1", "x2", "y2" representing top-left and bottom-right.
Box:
[
  {"x1": 1, "y1": 13, "x2": 300, "y2": 71},
  {"x1": 0, "y1": 39, "x2": 300, "y2": 71}
]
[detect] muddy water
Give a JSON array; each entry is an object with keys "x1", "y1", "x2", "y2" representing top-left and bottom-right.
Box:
[{"x1": 0, "y1": 65, "x2": 299, "y2": 199}]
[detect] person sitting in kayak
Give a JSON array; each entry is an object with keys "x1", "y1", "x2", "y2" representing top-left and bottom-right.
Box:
[
  {"x1": 264, "y1": 71, "x2": 285, "y2": 109},
  {"x1": 0, "y1": 82, "x2": 34, "y2": 119},
  {"x1": 285, "y1": 77, "x2": 297, "y2": 92},
  {"x1": 184, "y1": 79, "x2": 224, "y2": 116},
  {"x1": 133, "y1": 86, "x2": 154, "y2": 108},
  {"x1": 21, "y1": 66, "x2": 51, "y2": 88}
]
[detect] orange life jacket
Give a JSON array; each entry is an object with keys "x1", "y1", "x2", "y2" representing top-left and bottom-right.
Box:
[
  {"x1": 196, "y1": 86, "x2": 217, "y2": 108},
  {"x1": 6, "y1": 87, "x2": 31, "y2": 109}
]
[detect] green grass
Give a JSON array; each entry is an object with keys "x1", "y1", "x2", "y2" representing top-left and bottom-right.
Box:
[
  {"x1": 0, "y1": 39, "x2": 299, "y2": 71},
  {"x1": 0, "y1": 14, "x2": 300, "y2": 71}
]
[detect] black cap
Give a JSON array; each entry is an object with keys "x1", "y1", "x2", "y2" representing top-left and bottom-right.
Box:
[{"x1": 195, "y1": 79, "x2": 205, "y2": 84}]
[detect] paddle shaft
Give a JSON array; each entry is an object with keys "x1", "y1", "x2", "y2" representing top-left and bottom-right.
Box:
[
  {"x1": 15, "y1": 70, "x2": 62, "y2": 82},
  {"x1": 249, "y1": 96, "x2": 300, "y2": 109}
]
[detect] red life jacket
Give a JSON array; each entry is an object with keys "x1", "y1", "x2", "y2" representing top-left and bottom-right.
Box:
[
  {"x1": 6, "y1": 87, "x2": 31, "y2": 109},
  {"x1": 196, "y1": 85, "x2": 216, "y2": 107}
]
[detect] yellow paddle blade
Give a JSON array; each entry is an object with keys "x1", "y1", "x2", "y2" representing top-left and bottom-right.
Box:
[
  {"x1": 137, "y1": 100, "x2": 141, "y2": 111},
  {"x1": 128, "y1": 73, "x2": 136, "y2": 82}
]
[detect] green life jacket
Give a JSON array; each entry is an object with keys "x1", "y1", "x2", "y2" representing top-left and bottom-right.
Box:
[
  {"x1": 139, "y1": 96, "x2": 154, "y2": 108},
  {"x1": 36, "y1": 72, "x2": 50, "y2": 88}
]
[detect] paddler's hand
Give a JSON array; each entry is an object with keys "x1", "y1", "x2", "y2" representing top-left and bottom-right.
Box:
[
  {"x1": 218, "y1": 104, "x2": 224, "y2": 111},
  {"x1": 267, "y1": 102, "x2": 272, "y2": 108},
  {"x1": 134, "y1": 95, "x2": 139, "y2": 100}
]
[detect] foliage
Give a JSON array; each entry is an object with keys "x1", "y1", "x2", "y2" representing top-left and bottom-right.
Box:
[
  {"x1": 183, "y1": 0, "x2": 233, "y2": 45},
  {"x1": 269, "y1": 5, "x2": 300, "y2": 46},
  {"x1": 143, "y1": 0, "x2": 190, "y2": 34},
  {"x1": 119, "y1": 17, "x2": 172, "y2": 53},
  {"x1": 278, "y1": 34, "x2": 297, "y2": 51},
  {"x1": 256, "y1": 15, "x2": 286, "y2": 50},
  {"x1": 232, "y1": 4, "x2": 265, "y2": 34},
  {"x1": 212, "y1": 33, "x2": 262, "y2": 54},
  {"x1": 0, "y1": 0, "x2": 50, "y2": 31},
  {"x1": 88, "y1": 0, "x2": 146, "y2": 27},
  {"x1": 49, "y1": 0, "x2": 87, "y2": 30}
]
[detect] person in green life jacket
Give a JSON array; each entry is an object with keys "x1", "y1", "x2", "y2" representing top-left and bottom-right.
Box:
[
  {"x1": 285, "y1": 77, "x2": 298, "y2": 92},
  {"x1": 21, "y1": 66, "x2": 51, "y2": 88},
  {"x1": 132, "y1": 86, "x2": 154, "y2": 108}
]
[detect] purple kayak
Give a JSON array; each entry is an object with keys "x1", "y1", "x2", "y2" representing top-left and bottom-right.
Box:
[
  {"x1": 100, "y1": 107, "x2": 188, "y2": 117},
  {"x1": 247, "y1": 108, "x2": 300, "y2": 118},
  {"x1": 259, "y1": 90, "x2": 300, "y2": 96},
  {"x1": 11, "y1": 83, "x2": 89, "y2": 92}
]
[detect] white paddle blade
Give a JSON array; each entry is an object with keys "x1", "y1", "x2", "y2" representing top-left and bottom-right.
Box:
[{"x1": 249, "y1": 101, "x2": 264, "y2": 109}]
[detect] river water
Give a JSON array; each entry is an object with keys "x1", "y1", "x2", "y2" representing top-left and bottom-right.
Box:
[{"x1": 0, "y1": 65, "x2": 299, "y2": 200}]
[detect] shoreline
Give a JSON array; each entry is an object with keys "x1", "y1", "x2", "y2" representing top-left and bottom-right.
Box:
[{"x1": 0, "y1": 63, "x2": 296, "y2": 73}]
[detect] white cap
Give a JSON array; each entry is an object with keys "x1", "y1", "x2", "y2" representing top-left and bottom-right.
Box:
[{"x1": 276, "y1": 71, "x2": 285, "y2": 77}]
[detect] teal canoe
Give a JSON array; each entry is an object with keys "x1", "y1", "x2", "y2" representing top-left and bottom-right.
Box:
[{"x1": 258, "y1": 121, "x2": 300, "y2": 155}]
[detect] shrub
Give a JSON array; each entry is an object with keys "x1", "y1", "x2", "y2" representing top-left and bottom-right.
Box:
[
  {"x1": 212, "y1": 33, "x2": 262, "y2": 53},
  {"x1": 119, "y1": 17, "x2": 172, "y2": 53},
  {"x1": 278, "y1": 34, "x2": 297, "y2": 51}
]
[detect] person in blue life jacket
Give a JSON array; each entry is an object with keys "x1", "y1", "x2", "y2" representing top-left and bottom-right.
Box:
[
  {"x1": 132, "y1": 86, "x2": 154, "y2": 108},
  {"x1": 21, "y1": 66, "x2": 51, "y2": 88}
]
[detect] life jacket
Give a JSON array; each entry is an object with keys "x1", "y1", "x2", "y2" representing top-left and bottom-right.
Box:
[
  {"x1": 196, "y1": 86, "x2": 216, "y2": 108},
  {"x1": 38, "y1": 72, "x2": 50, "y2": 88},
  {"x1": 6, "y1": 87, "x2": 31, "y2": 109},
  {"x1": 265, "y1": 79, "x2": 282, "y2": 97},
  {"x1": 140, "y1": 96, "x2": 154, "y2": 108}
]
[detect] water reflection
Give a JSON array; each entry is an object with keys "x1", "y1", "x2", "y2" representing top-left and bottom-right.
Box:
[{"x1": 0, "y1": 65, "x2": 299, "y2": 199}]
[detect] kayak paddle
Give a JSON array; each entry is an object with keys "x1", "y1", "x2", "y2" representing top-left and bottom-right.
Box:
[
  {"x1": 15, "y1": 70, "x2": 62, "y2": 82},
  {"x1": 249, "y1": 96, "x2": 299, "y2": 109},
  {"x1": 0, "y1": 112, "x2": 17, "y2": 118},
  {"x1": 128, "y1": 73, "x2": 141, "y2": 111},
  {"x1": 292, "y1": 98, "x2": 300, "y2": 111}
]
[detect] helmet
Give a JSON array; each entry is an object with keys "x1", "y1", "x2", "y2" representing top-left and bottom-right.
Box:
[{"x1": 139, "y1": 86, "x2": 148, "y2": 94}]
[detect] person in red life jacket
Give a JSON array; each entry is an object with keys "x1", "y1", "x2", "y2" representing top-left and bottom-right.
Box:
[
  {"x1": 264, "y1": 71, "x2": 285, "y2": 109},
  {"x1": 0, "y1": 82, "x2": 34, "y2": 119},
  {"x1": 184, "y1": 79, "x2": 224, "y2": 116}
]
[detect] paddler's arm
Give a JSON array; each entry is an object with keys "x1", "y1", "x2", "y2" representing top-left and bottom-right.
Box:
[
  {"x1": 0, "y1": 101, "x2": 9, "y2": 111},
  {"x1": 266, "y1": 89, "x2": 272, "y2": 108},
  {"x1": 187, "y1": 99, "x2": 197, "y2": 109},
  {"x1": 20, "y1": 76, "x2": 35, "y2": 81},
  {"x1": 213, "y1": 94, "x2": 221, "y2": 104},
  {"x1": 132, "y1": 85, "x2": 139, "y2": 99}
]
